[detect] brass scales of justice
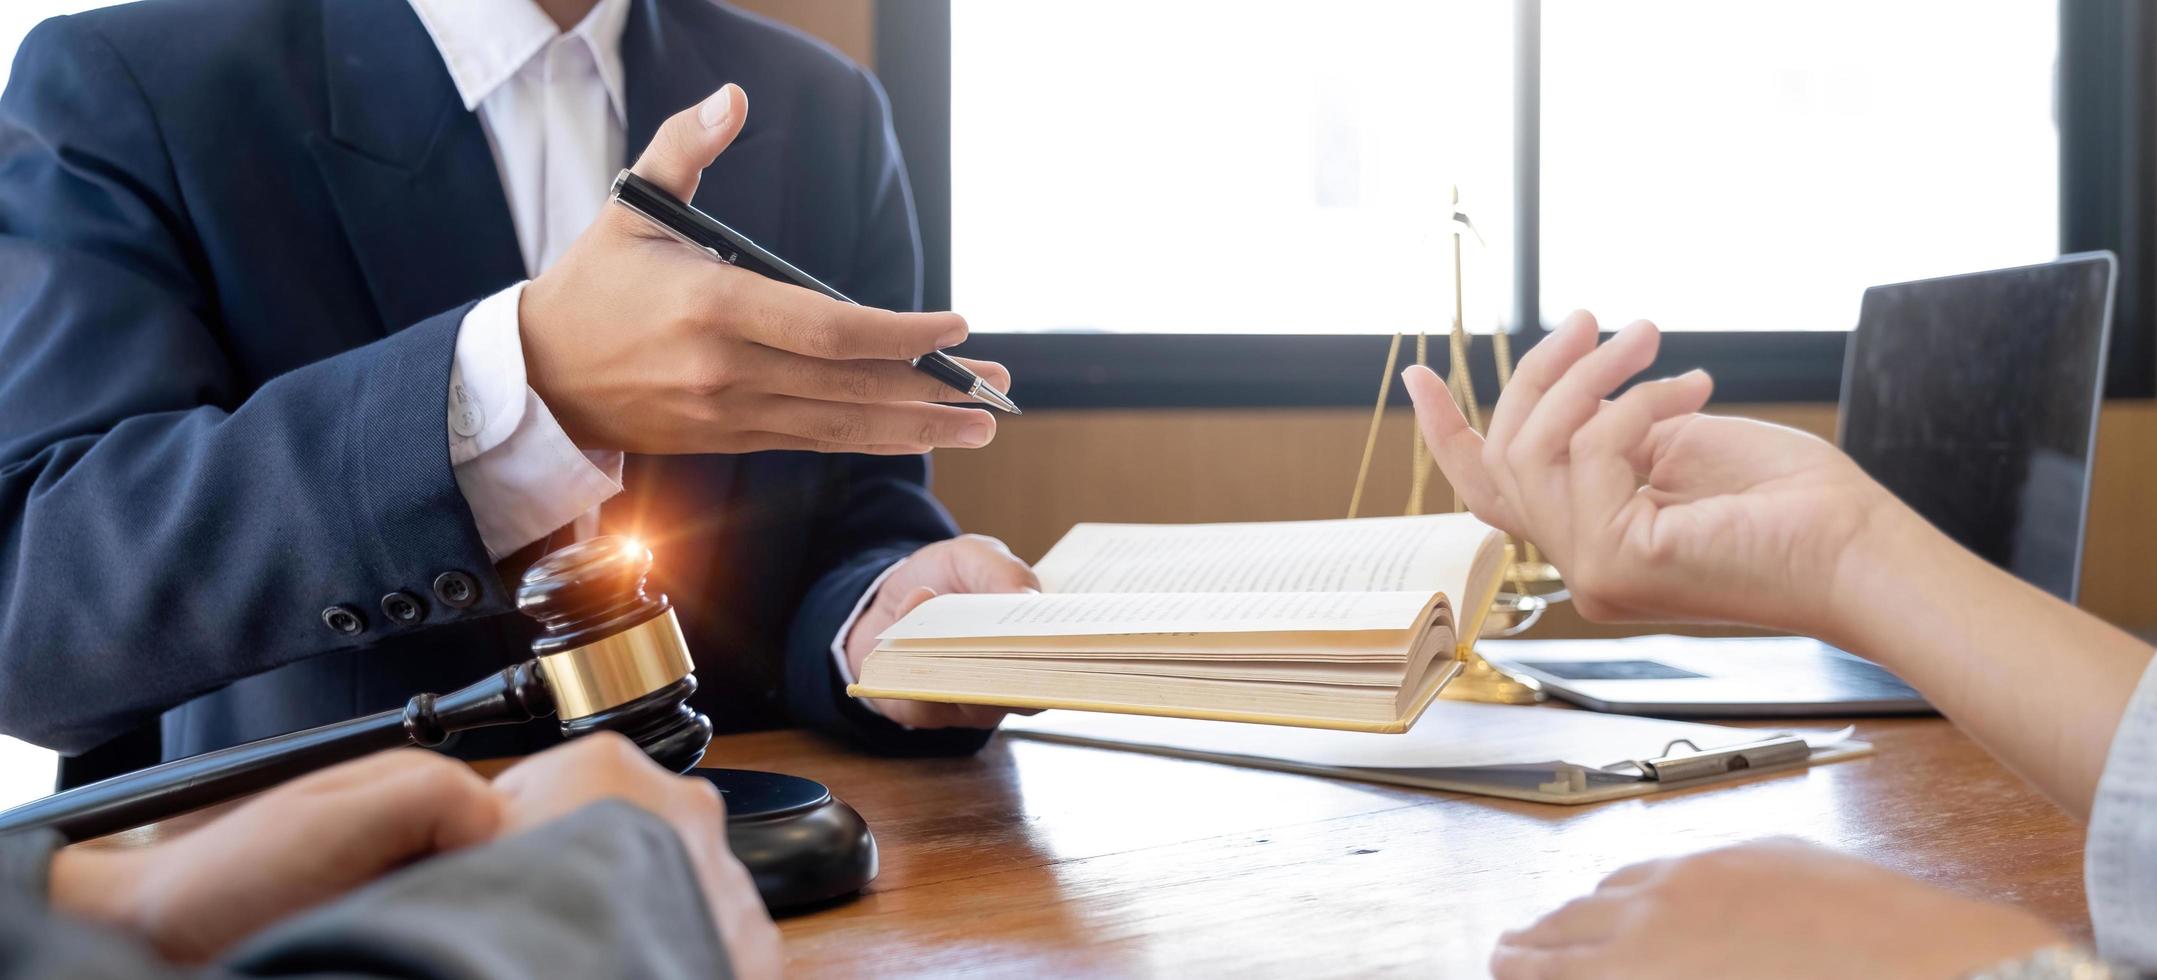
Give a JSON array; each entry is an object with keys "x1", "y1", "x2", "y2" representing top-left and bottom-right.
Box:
[{"x1": 1345, "y1": 188, "x2": 1562, "y2": 705}]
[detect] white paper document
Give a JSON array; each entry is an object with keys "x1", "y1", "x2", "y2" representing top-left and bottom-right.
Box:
[{"x1": 1001, "y1": 701, "x2": 1869, "y2": 804}]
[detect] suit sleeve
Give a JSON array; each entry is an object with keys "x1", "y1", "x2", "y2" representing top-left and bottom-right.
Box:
[
  {"x1": 782, "y1": 68, "x2": 993, "y2": 756},
  {"x1": 0, "y1": 17, "x2": 507, "y2": 755}
]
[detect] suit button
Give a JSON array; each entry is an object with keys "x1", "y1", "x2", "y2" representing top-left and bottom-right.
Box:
[
  {"x1": 321, "y1": 604, "x2": 366, "y2": 636},
  {"x1": 432, "y1": 570, "x2": 480, "y2": 609},
  {"x1": 380, "y1": 590, "x2": 425, "y2": 625}
]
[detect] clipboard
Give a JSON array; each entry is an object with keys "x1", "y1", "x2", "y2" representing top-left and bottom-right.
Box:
[{"x1": 1000, "y1": 703, "x2": 1871, "y2": 805}]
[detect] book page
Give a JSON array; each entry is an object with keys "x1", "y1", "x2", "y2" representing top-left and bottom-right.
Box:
[
  {"x1": 1034, "y1": 514, "x2": 1495, "y2": 599},
  {"x1": 909, "y1": 656, "x2": 1404, "y2": 687},
  {"x1": 882, "y1": 629, "x2": 1406, "y2": 658},
  {"x1": 878, "y1": 590, "x2": 1437, "y2": 640}
]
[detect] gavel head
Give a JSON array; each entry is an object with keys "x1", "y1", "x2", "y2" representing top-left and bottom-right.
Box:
[{"x1": 516, "y1": 536, "x2": 714, "y2": 772}]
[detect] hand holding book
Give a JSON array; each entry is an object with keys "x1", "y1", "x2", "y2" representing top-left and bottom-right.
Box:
[
  {"x1": 841, "y1": 535, "x2": 1042, "y2": 729},
  {"x1": 849, "y1": 514, "x2": 1509, "y2": 731}
]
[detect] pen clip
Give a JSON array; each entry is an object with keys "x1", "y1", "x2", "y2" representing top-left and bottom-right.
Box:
[
  {"x1": 1598, "y1": 735, "x2": 1811, "y2": 783},
  {"x1": 609, "y1": 171, "x2": 741, "y2": 266}
]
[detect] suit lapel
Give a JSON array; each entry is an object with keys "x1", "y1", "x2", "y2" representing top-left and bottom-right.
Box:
[
  {"x1": 622, "y1": 0, "x2": 785, "y2": 251},
  {"x1": 621, "y1": 0, "x2": 778, "y2": 507},
  {"x1": 307, "y1": 0, "x2": 525, "y2": 333},
  {"x1": 621, "y1": 0, "x2": 717, "y2": 176}
]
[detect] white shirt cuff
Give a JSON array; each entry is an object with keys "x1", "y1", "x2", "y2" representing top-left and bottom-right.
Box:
[
  {"x1": 449, "y1": 282, "x2": 624, "y2": 561},
  {"x1": 830, "y1": 559, "x2": 909, "y2": 722}
]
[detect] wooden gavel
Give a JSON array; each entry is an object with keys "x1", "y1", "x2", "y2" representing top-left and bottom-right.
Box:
[{"x1": 0, "y1": 536, "x2": 715, "y2": 842}]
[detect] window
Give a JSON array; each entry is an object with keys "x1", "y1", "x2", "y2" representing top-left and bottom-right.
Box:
[
  {"x1": 947, "y1": 1, "x2": 2060, "y2": 339},
  {"x1": 1540, "y1": 1, "x2": 2060, "y2": 332},
  {"x1": 950, "y1": 0, "x2": 1517, "y2": 335},
  {"x1": 0, "y1": 0, "x2": 112, "y2": 806},
  {"x1": 0, "y1": 1, "x2": 125, "y2": 93},
  {"x1": 905, "y1": 0, "x2": 2139, "y2": 406}
]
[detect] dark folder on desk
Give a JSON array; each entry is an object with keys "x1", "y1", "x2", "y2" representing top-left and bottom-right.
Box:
[{"x1": 1001, "y1": 702, "x2": 1870, "y2": 805}]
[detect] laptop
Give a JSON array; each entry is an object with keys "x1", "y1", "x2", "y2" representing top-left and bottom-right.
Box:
[{"x1": 1484, "y1": 253, "x2": 2117, "y2": 717}]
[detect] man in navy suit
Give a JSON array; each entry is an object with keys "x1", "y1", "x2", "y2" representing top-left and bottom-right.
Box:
[{"x1": 0, "y1": 0, "x2": 1031, "y2": 778}]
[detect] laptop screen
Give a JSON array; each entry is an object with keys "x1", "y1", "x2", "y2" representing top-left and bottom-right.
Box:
[{"x1": 1839, "y1": 254, "x2": 2114, "y2": 602}]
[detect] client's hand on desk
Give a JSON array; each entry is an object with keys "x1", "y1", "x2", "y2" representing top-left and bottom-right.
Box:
[
  {"x1": 1405, "y1": 310, "x2": 1898, "y2": 643},
  {"x1": 1490, "y1": 839, "x2": 2065, "y2": 980},
  {"x1": 45, "y1": 738, "x2": 779, "y2": 978},
  {"x1": 519, "y1": 83, "x2": 1010, "y2": 456},
  {"x1": 846, "y1": 534, "x2": 1042, "y2": 728},
  {"x1": 493, "y1": 734, "x2": 780, "y2": 980},
  {"x1": 47, "y1": 749, "x2": 502, "y2": 963}
]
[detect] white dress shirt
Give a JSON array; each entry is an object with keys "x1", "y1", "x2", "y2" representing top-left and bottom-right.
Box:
[
  {"x1": 408, "y1": 0, "x2": 892, "y2": 705},
  {"x1": 410, "y1": 0, "x2": 628, "y2": 559}
]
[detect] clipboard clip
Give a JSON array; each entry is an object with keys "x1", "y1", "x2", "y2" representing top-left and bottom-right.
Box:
[{"x1": 1600, "y1": 735, "x2": 1812, "y2": 783}]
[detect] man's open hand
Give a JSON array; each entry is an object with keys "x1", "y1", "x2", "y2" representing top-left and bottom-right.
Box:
[{"x1": 520, "y1": 83, "x2": 1010, "y2": 456}]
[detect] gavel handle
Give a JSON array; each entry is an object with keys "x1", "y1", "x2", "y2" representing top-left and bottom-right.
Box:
[
  {"x1": 0, "y1": 708, "x2": 417, "y2": 842},
  {"x1": 0, "y1": 662, "x2": 554, "y2": 843}
]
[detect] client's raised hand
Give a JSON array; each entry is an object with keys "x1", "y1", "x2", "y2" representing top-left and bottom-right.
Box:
[{"x1": 1406, "y1": 310, "x2": 1898, "y2": 639}]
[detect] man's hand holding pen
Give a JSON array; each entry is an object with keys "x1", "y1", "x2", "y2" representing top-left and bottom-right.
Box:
[{"x1": 518, "y1": 82, "x2": 1013, "y2": 456}]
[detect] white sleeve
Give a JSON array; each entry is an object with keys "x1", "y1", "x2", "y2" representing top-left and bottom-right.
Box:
[
  {"x1": 2086, "y1": 651, "x2": 2157, "y2": 969},
  {"x1": 448, "y1": 282, "x2": 624, "y2": 562}
]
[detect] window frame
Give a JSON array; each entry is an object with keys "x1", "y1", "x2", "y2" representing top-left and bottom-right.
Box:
[{"x1": 880, "y1": 0, "x2": 2154, "y2": 409}]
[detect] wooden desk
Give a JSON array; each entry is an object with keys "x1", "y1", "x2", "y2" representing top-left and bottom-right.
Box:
[
  {"x1": 104, "y1": 716, "x2": 2086, "y2": 976},
  {"x1": 733, "y1": 717, "x2": 2086, "y2": 977}
]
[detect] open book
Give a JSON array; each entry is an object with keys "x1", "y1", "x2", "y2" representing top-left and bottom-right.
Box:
[{"x1": 847, "y1": 514, "x2": 1509, "y2": 732}]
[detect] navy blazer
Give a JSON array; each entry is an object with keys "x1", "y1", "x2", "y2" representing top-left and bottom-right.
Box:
[{"x1": 0, "y1": 0, "x2": 993, "y2": 771}]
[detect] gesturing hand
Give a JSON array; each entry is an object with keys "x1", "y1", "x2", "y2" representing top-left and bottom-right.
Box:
[
  {"x1": 520, "y1": 83, "x2": 1011, "y2": 456},
  {"x1": 492, "y1": 734, "x2": 780, "y2": 980},
  {"x1": 844, "y1": 534, "x2": 1041, "y2": 729},
  {"x1": 1406, "y1": 310, "x2": 1902, "y2": 641},
  {"x1": 48, "y1": 750, "x2": 502, "y2": 964},
  {"x1": 1491, "y1": 839, "x2": 2065, "y2": 980}
]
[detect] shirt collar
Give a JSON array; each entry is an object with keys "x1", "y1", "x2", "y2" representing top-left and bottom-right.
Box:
[{"x1": 405, "y1": 0, "x2": 631, "y2": 123}]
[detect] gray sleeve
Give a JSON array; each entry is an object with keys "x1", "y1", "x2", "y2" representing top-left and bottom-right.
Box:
[
  {"x1": 0, "y1": 829, "x2": 202, "y2": 980},
  {"x1": 2088, "y1": 653, "x2": 2157, "y2": 969},
  {"x1": 224, "y1": 799, "x2": 734, "y2": 980},
  {"x1": 0, "y1": 897, "x2": 198, "y2": 980},
  {"x1": 0, "y1": 802, "x2": 731, "y2": 980},
  {"x1": 0, "y1": 828, "x2": 60, "y2": 901}
]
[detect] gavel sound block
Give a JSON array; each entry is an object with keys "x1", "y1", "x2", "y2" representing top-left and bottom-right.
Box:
[{"x1": 0, "y1": 536, "x2": 877, "y2": 911}]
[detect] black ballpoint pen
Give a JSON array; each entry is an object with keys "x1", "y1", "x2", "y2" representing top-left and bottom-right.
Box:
[{"x1": 608, "y1": 169, "x2": 1020, "y2": 414}]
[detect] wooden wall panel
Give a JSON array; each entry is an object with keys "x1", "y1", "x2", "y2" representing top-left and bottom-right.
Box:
[
  {"x1": 728, "y1": 0, "x2": 877, "y2": 67},
  {"x1": 2080, "y1": 402, "x2": 2157, "y2": 628},
  {"x1": 935, "y1": 401, "x2": 2157, "y2": 634}
]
